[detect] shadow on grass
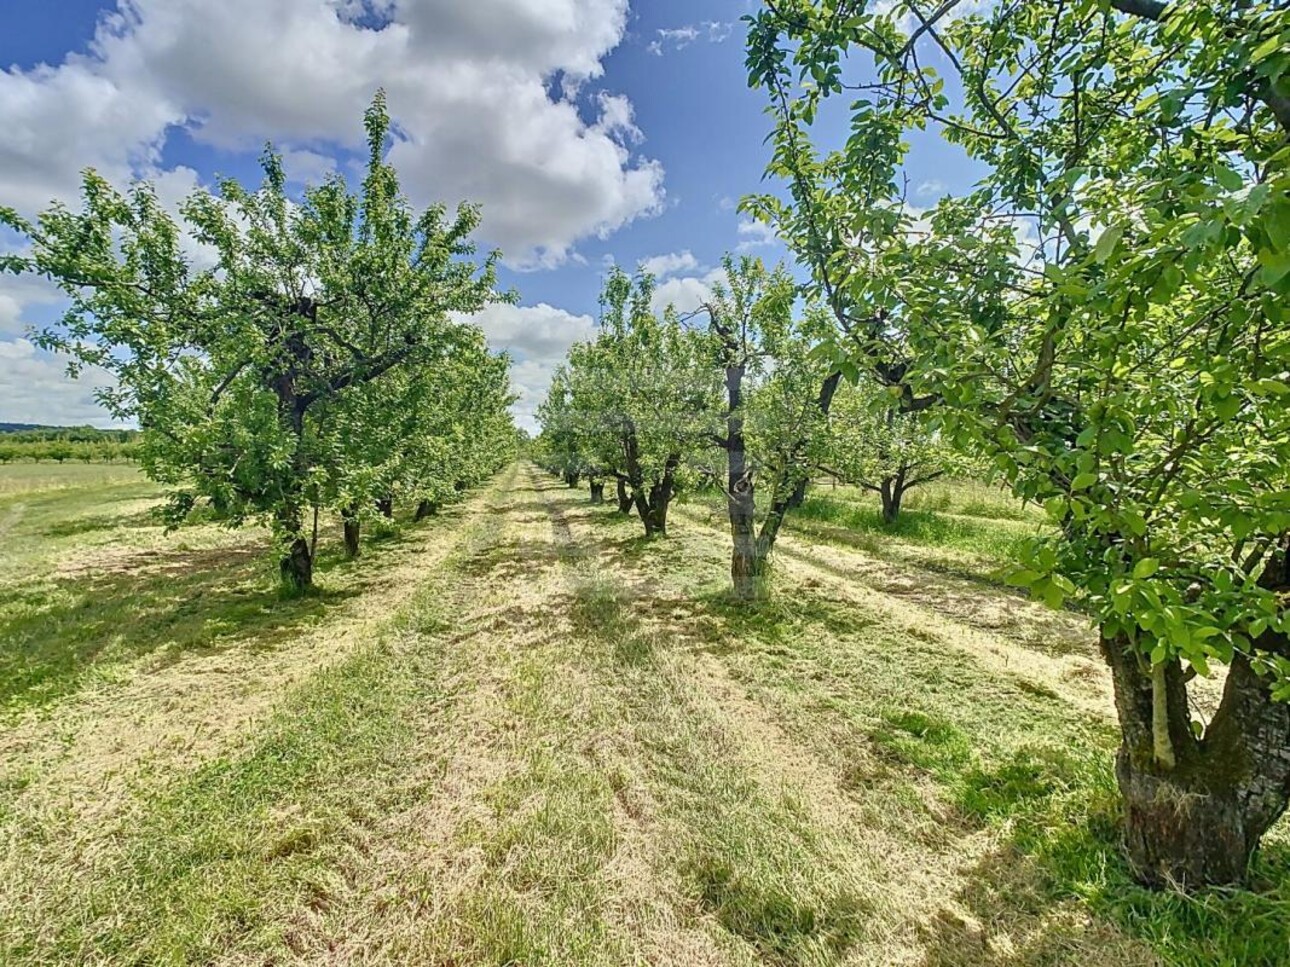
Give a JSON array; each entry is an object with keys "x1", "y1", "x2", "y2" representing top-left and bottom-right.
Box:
[
  {"x1": 769, "y1": 534, "x2": 1098, "y2": 662},
  {"x1": 589, "y1": 534, "x2": 1290, "y2": 967},
  {"x1": 0, "y1": 508, "x2": 457, "y2": 717},
  {"x1": 920, "y1": 747, "x2": 1290, "y2": 966},
  {"x1": 41, "y1": 507, "x2": 163, "y2": 538}
]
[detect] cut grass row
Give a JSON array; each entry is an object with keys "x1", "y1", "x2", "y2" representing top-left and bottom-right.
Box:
[{"x1": 2, "y1": 465, "x2": 1288, "y2": 965}]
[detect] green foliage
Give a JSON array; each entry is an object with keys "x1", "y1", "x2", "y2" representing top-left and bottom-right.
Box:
[
  {"x1": 746, "y1": 0, "x2": 1290, "y2": 705},
  {"x1": 2, "y1": 93, "x2": 513, "y2": 583},
  {"x1": 811, "y1": 378, "x2": 974, "y2": 519},
  {"x1": 537, "y1": 268, "x2": 717, "y2": 532}
]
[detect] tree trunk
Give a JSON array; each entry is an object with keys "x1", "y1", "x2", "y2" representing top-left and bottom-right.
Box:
[
  {"x1": 615, "y1": 478, "x2": 632, "y2": 513},
  {"x1": 633, "y1": 455, "x2": 678, "y2": 538},
  {"x1": 724, "y1": 358, "x2": 768, "y2": 600},
  {"x1": 342, "y1": 504, "x2": 361, "y2": 559},
  {"x1": 730, "y1": 478, "x2": 766, "y2": 600},
  {"x1": 414, "y1": 499, "x2": 437, "y2": 522},
  {"x1": 786, "y1": 475, "x2": 809, "y2": 510},
  {"x1": 879, "y1": 469, "x2": 907, "y2": 525},
  {"x1": 376, "y1": 495, "x2": 394, "y2": 519},
  {"x1": 1101, "y1": 627, "x2": 1290, "y2": 889},
  {"x1": 564, "y1": 470, "x2": 580, "y2": 488},
  {"x1": 589, "y1": 481, "x2": 605, "y2": 504},
  {"x1": 280, "y1": 535, "x2": 313, "y2": 590}
]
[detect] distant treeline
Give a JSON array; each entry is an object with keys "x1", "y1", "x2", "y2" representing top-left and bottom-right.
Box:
[{"x1": 0, "y1": 426, "x2": 140, "y2": 463}]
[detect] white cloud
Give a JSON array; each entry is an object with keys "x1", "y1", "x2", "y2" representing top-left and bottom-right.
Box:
[
  {"x1": 0, "y1": 338, "x2": 124, "y2": 427},
  {"x1": 736, "y1": 217, "x2": 777, "y2": 250},
  {"x1": 467, "y1": 301, "x2": 596, "y2": 360},
  {"x1": 650, "y1": 267, "x2": 727, "y2": 316},
  {"x1": 639, "y1": 250, "x2": 698, "y2": 279},
  {"x1": 916, "y1": 179, "x2": 946, "y2": 197},
  {"x1": 280, "y1": 148, "x2": 339, "y2": 185},
  {"x1": 647, "y1": 21, "x2": 732, "y2": 56},
  {"x1": 0, "y1": 0, "x2": 664, "y2": 266},
  {"x1": 0, "y1": 0, "x2": 667, "y2": 423},
  {"x1": 0, "y1": 270, "x2": 65, "y2": 337},
  {"x1": 463, "y1": 301, "x2": 597, "y2": 430}
]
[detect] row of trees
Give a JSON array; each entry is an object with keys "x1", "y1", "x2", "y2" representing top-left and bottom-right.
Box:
[
  {"x1": 538, "y1": 0, "x2": 1288, "y2": 898},
  {"x1": 737, "y1": 0, "x2": 1290, "y2": 890},
  {"x1": 535, "y1": 257, "x2": 962, "y2": 598},
  {"x1": 0, "y1": 440, "x2": 139, "y2": 463},
  {"x1": 0, "y1": 426, "x2": 138, "y2": 443},
  {"x1": 1, "y1": 93, "x2": 516, "y2": 589}
]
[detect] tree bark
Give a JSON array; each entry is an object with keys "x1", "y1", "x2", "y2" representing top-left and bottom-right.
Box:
[
  {"x1": 879, "y1": 467, "x2": 907, "y2": 525},
  {"x1": 1101, "y1": 619, "x2": 1290, "y2": 888},
  {"x1": 413, "y1": 499, "x2": 437, "y2": 522},
  {"x1": 632, "y1": 455, "x2": 679, "y2": 538},
  {"x1": 615, "y1": 478, "x2": 632, "y2": 513},
  {"x1": 724, "y1": 357, "x2": 769, "y2": 600},
  {"x1": 342, "y1": 504, "x2": 361, "y2": 559},
  {"x1": 376, "y1": 495, "x2": 394, "y2": 519},
  {"x1": 589, "y1": 481, "x2": 605, "y2": 504}
]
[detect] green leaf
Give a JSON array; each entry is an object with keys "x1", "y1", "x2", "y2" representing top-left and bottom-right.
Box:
[
  {"x1": 1093, "y1": 224, "x2": 1123, "y2": 263},
  {"x1": 1005, "y1": 568, "x2": 1040, "y2": 588},
  {"x1": 1133, "y1": 558, "x2": 1160, "y2": 579},
  {"x1": 1071, "y1": 472, "x2": 1097, "y2": 491}
]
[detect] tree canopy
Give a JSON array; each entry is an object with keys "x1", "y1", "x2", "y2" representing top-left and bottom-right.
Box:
[
  {"x1": 746, "y1": 0, "x2": 1290, "y2": 887},
  {"x1": 2, "y1": 92, "x2": 515, "y2": 588}
]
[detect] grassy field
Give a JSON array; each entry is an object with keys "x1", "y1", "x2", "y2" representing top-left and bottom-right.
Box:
[{"x1": 1, "y1": 463, "x2": 1287, "y2": 965}]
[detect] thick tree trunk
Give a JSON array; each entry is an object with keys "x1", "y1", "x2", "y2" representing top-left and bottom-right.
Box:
[
  {"x1": 589, "y1": 481, "x2": 605, "y2": 504},
  {"x1": 342, "y1": 504, "x2": 361, "y2": 559},
  {"x1": 414, "y1": 499, "x2": 437, "y2": 522},
  {"x1": 564, "y1": 471, "x2": 580, "y2": 488},
  {"x1": 633, "y1": 455, "x2": 678, "y2": 537},
  {"x1": 376, "y1": 495, "x2": 394, "y2": 519},
  {"x1": 615, "y1": 478, "x2": 632, "y2": 513},
  {"x1": 725, "y1": 359, "x2": 768, "y2": 600},
  {"x1": 786, "y1": 476, "x2": 809, "y2": 510},
  {"x1": 1101, "y1": 626, "x2": 1290, "y2": 888}
]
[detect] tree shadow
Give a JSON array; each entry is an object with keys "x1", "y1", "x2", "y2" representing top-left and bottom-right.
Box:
[
  {"x1": 769, "y1": 538, "x2": 1099, "y2": 662},
  {"x1": 41, "y1": 507, "x2": 162, "y2": 538},
  {"x1": 0, "y1": 505, "x2": 470, "y2": 717}
]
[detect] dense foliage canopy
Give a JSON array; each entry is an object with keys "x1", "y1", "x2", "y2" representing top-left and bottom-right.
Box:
[{"x1": 2, "y1": 93, "x2": 515, "y2": 588}]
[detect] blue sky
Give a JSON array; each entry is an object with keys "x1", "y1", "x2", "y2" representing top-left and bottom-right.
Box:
[{"x1": 0, "y1": 0, "x2": 972, "y2": 429}]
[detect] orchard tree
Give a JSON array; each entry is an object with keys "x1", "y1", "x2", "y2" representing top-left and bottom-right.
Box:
[
  {"x1": 686, "y1": 256, "x2": 838, "y2": 599},
  {"x1": 535, "y1": 368, "x2": 610, "y2": 498},
  {"x1": 546, "y1": 269, "x2": 716, "y2": 538},
  {"x1": 2, "y1": 93, "x2": 504, "y2": 590},
  {"x1": 748, "y1": 0, "x2": 1290, "y2": 887},
  {"x1": 328, "y1": 328, "x2": 513, "y2": 557},
  {"x1": 812, "y1": 378, "x2": 968, "y2": 524}
]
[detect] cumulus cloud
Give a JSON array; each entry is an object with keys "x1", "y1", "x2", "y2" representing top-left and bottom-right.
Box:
[
  {"x1": 0, "y1": 0, "x2": 666, "y2": 425},
  {"x1": 0, "y1": 0, "x2": 664, "y2": 265},
  {"x1": 649, "y1": 267, "x2": 727, "y2": 316},
  {"x1": 463, "y1": 301, "x2": 597, "y2": 430},
  {"x1": 639, "y1": 250, "x2": 698, "y2": 279},
  {"x1": 736, "y1": 217, "x2": 777, "y2": 251}
]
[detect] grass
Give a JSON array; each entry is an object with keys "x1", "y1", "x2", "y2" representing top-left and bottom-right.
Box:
[{"x1": 1, "y1": 463, "x2": 1287, "y2": 965}]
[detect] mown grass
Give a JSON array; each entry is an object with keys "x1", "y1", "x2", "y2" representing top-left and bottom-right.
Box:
[
  {"x1": 640, "y1": 483, "x2": 1290, "y2": 965},
  {"x1": 3, "y1": 464, "x2": 1289, "y2": 966},
  {"x1": 0, "y1": 464, "x2": 426, "y2": 716},
  {"x1": 566, "y1": 568, "x2": 876, "y2": 964},
  {"x1": 2, "y1": 588, "x2": 456, "y2": 963}
]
